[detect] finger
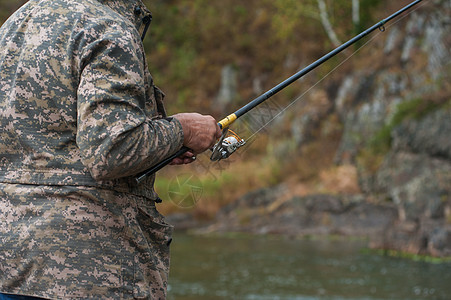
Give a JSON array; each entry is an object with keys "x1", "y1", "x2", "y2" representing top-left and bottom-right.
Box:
[
  {"x1": 181, "y1": 151, "x2": 195, "y2": 158},
  {"x1": 209, "y1": 138, "x2": 218, "y2": 150},
  {"x1": 216, "y1": 126, "x2": 223, "y2": 139},
  {"x1": 180, "y1": 152, "x2": 196, "y2": 161},
  {"x1": 174, "y1": 151, "x2": 194, "y2": 160},
  {"x1": 171, "y1": 153, "x2": 197, "y2": 165},
  {"x1": 170, "y1": 158, "x2": 183, "y2": 165},
  {"x1": 183, "y1": 157, "x2": 196, "y2": 164}
]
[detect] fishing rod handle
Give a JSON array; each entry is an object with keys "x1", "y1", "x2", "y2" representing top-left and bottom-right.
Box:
[
  {"x1": 218, "y1": 114, "x2": 237, "y2": 129},
  {"x1": 135, "y1": 146, "x2": 190, "y2": 184}
]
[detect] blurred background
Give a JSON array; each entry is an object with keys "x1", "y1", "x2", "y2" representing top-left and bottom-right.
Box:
[{"x1": 2, "y1": 0, "x2": 450, "y2": 299}]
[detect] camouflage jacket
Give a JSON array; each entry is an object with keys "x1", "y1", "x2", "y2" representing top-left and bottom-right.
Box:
[{"x1": 0, "y1": 0, "x2": 184, "y2": 199}]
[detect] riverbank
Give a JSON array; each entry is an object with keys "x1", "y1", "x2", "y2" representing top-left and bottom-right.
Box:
[{"x1": 166, "y1": 184, "x2": 451, "y2": 259}]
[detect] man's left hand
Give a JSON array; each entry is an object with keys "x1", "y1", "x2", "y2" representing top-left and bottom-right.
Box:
[{"x1": 170, "y1": 151, "x2": 197, "y2": 165}]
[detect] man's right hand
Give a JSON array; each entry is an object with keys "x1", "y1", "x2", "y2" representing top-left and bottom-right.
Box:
[{"x1": 172, "y1": 113, "x2": 222, "y2": 155}]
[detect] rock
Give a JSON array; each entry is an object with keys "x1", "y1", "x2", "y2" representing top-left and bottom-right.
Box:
[
  {"x1": 375, "y1": 219, "x2": 451, "y2": 258},
  {"x1": 401, "y1": 12, "x2": 426, "y2": 63},
  {"x1": 332, "y1": 202, "x2": 398, "y2": 236},
  {"x1": 218, "y1": 184, "x2": 288, "y2": 217},
  {"x1": 374, "y1": 152, "x2": 450, "y2": 221},
  {"x1": 392, "y1": 108, "x2": 451, "y2": 160},
  {"x1": 423, "y1": 5, "x2": 450, "y2": 80},
  {"x1": 384, "y1": 26, "x2": 401, "y2": 54},
  {"x1": 428, "y1": 225, "x2": 451, "y2": 257},
  {"x1": 304, "y1": 194, "x2": 346, "y2": 213},
  {"x1": 290, "y1": 89, "x2": 333, "y2": 147},
  {"x1": 373, "y1": 220, "x2": 423, "y2": 255},
  {"x1": 202, "y1": 191, "x2": 398, "y2": 240}
]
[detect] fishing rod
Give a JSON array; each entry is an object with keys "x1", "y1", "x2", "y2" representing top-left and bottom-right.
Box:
[{"x1": 135, "y1": 0, "x2": 423, "y2": 184}]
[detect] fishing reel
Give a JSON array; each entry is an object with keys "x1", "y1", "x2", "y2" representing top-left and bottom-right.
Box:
[{"x1": 210, "y1": 128, "x2": 246, "y2": 161}]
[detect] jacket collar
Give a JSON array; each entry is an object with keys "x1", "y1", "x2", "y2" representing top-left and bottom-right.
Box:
[{"x1": 98, "y1": 0, "x2": 152, "y2": 40}]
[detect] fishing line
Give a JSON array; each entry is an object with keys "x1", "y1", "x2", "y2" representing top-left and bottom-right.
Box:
[{"x1": 246, "y1": 0, "x2": 429, "y2": 141}]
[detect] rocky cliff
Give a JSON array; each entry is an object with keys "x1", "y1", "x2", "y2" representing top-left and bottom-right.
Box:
[
  {"x1": 184, "y1": 0, "x2": 451, "y2": 258},
  {"x1": 335, "y1": 0, "x2": 451, "y2": 257}
]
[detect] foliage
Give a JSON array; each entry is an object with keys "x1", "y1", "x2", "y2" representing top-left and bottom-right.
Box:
[
  {"x1": 357, "y1": 0, "x2": 384, "y2": 31},
  {"x1": 141, "y1": 0, "x2": 390, "y2": 116},
  {"x1": 270, "y1": 0, "x2": 319, "y2": 40},
  {"x1": 0, "y1": 0, "x2": 388, "y2": 114}
]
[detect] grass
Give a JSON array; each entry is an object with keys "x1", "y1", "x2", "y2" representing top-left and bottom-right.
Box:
[
  {"x1": 363, "y1": 248, "x2": 451, "y2": 264},
  {"x1": 156, "y1": 153, "x2": 283, "y2": 219}
]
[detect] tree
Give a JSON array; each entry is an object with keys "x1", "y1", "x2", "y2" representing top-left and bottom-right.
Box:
[
  {"x1": 352, "y1": 0, "x2": 360, "y2": 33},
  {"x1": 317, "y1": 0, "x2": 361, "y2": 48},
  {"x1": 317, "y1": 0, "x2": 342, "y2": 47}
]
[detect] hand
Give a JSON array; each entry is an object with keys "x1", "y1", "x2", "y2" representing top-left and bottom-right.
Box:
[
  {"x1": 172, "y1": 113, "x2": 222, "y2": 154},
  {"x1": 170, "y1": 150, "x2": 197, "y2": 165}
]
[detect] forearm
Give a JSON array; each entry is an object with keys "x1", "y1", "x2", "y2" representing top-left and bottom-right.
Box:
[{"x1": 77, "y1": 116, "x2": 183, "y2": 181}]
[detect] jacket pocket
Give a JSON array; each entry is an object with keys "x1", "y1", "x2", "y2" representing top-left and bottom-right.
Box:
[
  {"x1": 133, "y1": 196, "x2": 174, "y2": 298},
  {"x1": 136, "y1": 199, "x2": 174, "y2": 263}
]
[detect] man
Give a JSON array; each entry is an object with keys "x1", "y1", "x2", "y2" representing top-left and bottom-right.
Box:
[{"x1": 0, "y1": 0, "x2": 221, "y2": 299}]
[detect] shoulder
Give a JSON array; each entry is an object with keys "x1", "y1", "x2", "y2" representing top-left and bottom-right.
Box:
[
  {"x1": 20, "y1": 0, "x2": 141, "y2": 44},
  {"x1": 59, "y1": 0, "x2": 144, "y2": 61},
  {"x1": 74, "y1": 0, "x2": 140, "y2": 40}
]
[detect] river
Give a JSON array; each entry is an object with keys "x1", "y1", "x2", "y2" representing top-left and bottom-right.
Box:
[{"x1": 167, "y1": 232, "x2": 450, "y2": 300}]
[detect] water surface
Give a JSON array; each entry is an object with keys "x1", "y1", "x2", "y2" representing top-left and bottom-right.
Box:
[{"x1": 167, "y1": 233, "x2": 451, "y2": 300}]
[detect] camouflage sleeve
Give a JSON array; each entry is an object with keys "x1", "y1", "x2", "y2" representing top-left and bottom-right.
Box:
[{"x1": 76, "y1": 26, "x2": 184, "y2": 181}]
